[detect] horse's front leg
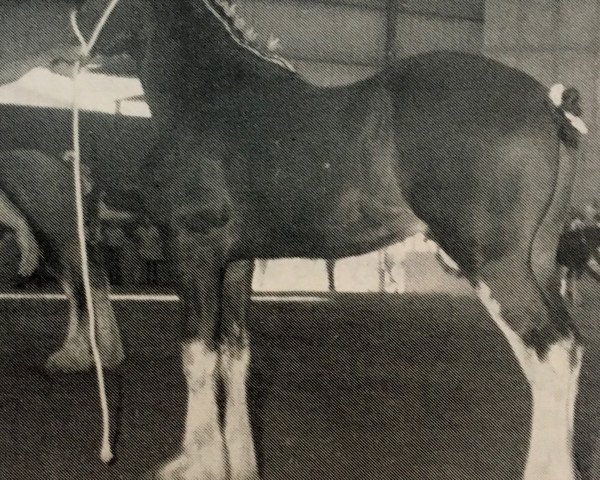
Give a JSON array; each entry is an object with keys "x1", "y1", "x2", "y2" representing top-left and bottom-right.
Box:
[
  {"x1": 220, "y1": 260, "x2": 259, "y2": 480},
  {"x1": 157, "y1": 228, "x2": 227, "y2": 480}
]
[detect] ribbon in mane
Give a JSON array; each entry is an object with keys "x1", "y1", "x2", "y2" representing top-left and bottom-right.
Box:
[{"x1": 202, "y1": 0, "x2": 296, "y2": 72}]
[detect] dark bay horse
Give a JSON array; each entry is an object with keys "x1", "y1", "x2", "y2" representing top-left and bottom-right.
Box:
[{"x1": 0, "y1": 1, "x2": 589, "y2": 479}]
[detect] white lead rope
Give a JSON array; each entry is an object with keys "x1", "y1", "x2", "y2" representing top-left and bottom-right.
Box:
[{"x1": 69, "y1": 0, "x2": 122, "y2": 463}]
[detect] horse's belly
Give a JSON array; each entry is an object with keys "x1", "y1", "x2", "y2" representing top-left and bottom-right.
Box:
[
  {"x1": 320, "y1": 190, "x2": 427, "y2": 252},
  {"x1": 248, "y1": 191, "x2": 426, "y2": 259},
  {"x1": 253, "y1": 190, "x2": 425, "y2": 258}
]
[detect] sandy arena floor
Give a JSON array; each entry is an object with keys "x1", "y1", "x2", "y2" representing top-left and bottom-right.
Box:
[{"x1": 1, "y1": 282, "x2": 600, "y2": 479}]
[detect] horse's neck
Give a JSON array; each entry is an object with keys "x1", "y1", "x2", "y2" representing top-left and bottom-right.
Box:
[{"x1": 138, "y1": 1, "x2": 301, "y2": 128}]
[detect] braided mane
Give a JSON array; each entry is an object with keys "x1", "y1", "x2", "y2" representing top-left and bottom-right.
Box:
[{"x1": 202, "y1": 0, "x2": 295, "y2": 72}]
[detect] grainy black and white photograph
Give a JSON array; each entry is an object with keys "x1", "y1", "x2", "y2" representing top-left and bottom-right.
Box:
[{"x1": 0, "y1": 0, "x2": 598, "y2": 479}]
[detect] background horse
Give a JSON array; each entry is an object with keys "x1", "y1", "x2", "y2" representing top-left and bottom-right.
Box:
[
  {"x1": 0, "y1": 1, "x2": 590, "y2": 480},
  {"x1": 0, "y1": 149, "x2": 124, "y2": 372}
]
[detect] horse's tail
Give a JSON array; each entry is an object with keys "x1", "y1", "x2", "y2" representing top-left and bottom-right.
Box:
[
  {"x1": 545, "y1": 84, "x2": 587, "y2": 231},
  {"x1": 549, "y1": 83, "x2": 587, "y2": 149},
  {"x1": 529, "y1": 85, "x2": 587, "y2": 298}
]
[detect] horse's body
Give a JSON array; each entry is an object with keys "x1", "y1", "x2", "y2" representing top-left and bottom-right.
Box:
[
  {"x1": 156, "y1": 52, "x2": 558, "y2": 264},
  {"x1": 151, "y1": 72, "x2": 423, "y2": 259},
  {"x1": 0, "y1": 1, "x2": 589, "y2": 479}
]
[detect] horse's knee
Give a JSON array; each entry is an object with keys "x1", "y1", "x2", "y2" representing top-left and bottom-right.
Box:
[{"x1": 172, "y1": 201, "x2": 231, "y2": 236}]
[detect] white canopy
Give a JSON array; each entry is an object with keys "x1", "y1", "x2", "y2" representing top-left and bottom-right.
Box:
[{"x1": 0, "y1": 68, "x2": 151, "y2": 117}]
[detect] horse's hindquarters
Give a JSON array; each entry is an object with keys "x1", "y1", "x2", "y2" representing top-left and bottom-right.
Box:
[{"x1": 388, "y1": 57, "x2": 559, "y2": 274}]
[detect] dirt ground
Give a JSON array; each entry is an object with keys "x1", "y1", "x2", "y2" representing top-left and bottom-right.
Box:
[{"x1": 1, "y1": 281, "x2": 600, "y2": 479}]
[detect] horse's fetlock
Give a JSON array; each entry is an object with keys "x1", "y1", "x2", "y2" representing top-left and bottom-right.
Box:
[{"x1": 523, "y1": 322, "x2": 580, "y2": 361}]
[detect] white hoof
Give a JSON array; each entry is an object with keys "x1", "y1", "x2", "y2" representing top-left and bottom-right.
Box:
[
  {"x1": 45, "y1": 335, "x2": 124, "y2": 373},
  {"x1": 156, "y1": 454, "x2": 227, "y2": 480},
  {"x1": 46, "y1": 336, "x2": 93, "y2": 373}
]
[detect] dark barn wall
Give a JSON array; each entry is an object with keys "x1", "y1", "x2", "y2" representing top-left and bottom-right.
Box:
[
  {"x1": 237, "y1": 0, "x2": 485, "y2": 85},
  {"x1": 484, "y1": 0, "x2": 600, "y2": 206}
]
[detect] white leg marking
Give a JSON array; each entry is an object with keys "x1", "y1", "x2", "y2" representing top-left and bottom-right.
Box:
[
  {"x1": 524, "y1": 341, "x2": 580, "y2": 480},
  {"x1": 46, "y1": 325, "x2": 93, "y2": 372},
  {"x1": 46, "y1": 280, "x2": 92, "y2": 372},
  {"x1": 158, "y1": 341, "x2": 226, "y2": 480},
  {"x1": 92, "y1": 284, "x2": 125, "y2": 368},
  {"x1": 46, "y1": 284, "x2": 124, "y2": 373},
  {"x1": 475, "y1": 283, "x2": 527, "y2": 362},
  {"x1": 221, "y1": 343, "x2": 259, "y2": 480},
  {"x1": 476, "y1": 282, "x2": 581, "y2": 480},
  {"x1": 63, "y1": 280, "x2": 80, "y2": 342},
  {"x1": 567, "y1": 346, "x2": 583, "y2": 435}
]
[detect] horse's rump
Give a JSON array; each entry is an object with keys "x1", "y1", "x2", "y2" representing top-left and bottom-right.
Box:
[{"x1": 386, "y1": 51, "x2": 576, "y2": 274}]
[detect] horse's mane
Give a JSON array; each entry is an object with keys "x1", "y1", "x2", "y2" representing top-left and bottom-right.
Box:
[{"x1": 199, "y1": 0, "x2": 296, "y2": 72}]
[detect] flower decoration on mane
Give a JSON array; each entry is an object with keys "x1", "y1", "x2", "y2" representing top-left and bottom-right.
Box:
[{"x1": 203, "y1": 0, "x2": 295, "y2": 72}]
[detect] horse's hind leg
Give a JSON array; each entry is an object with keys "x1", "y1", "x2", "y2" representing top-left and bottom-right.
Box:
[
  {"x1": 220, "y1": 260, "x2": 258, "y2": 480},
  {"x1": 474, "y1": 257, "x2": 581, "y2": 480},
  {"x1": 46, "y1": 246, "x2": 124, "y2": 373},
  {"x1": 0, "y1": 189, "x2": 40, "y2": 277}
]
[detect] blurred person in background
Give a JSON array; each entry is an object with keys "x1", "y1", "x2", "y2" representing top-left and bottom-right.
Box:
[
  {"x1": 135, "y1": 215, "x2": 164, "y2": 286},
  {"x1": 556, "y1": 203, "x2": 600, "y2": 305},
  {"x1": 101, "y1": 221, "x2": 125, "y2": 286}
]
